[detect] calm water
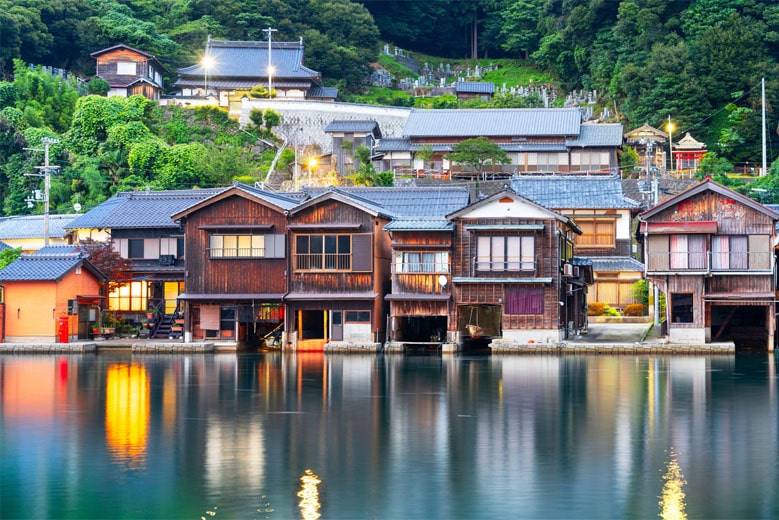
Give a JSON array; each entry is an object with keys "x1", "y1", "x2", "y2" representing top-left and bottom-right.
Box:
[{"x1": 1, "y1": 352, "x2": 778, "y2": 519}]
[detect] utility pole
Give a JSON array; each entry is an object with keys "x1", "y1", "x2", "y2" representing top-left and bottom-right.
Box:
[
  {"x1": 263, "y1": 27, "x2": 277, "y2": 98},
  {"x1": 24, "y1": 137, "x2": 59, "y2": 246}
]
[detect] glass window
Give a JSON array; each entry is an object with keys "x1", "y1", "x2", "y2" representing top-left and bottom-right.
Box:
[
  {"x1": 116, "y1": 61, "x2": 136, "y2": 75},
  {"x1": 108, "y1": 281, "x2": 148, "y2": 311},
  {"x1": 477, "y1": 236, "x2": 535, "y2": 272},
  {"x1": 295, "y1": 234, "x2": 352, "y2": 271},
  {"x1": 671, "y1": 293, "x2": 694, "y2": 323},
  {"x1": 209, "y1": 234, "x2": 265, "y2": 258},
  {"x1": 576, "y1": 219, "x2": 616, "y2": 248},
  {"x1": 345, "y1": 311, "x2": 370, "y2": 323},
  {"x1": 128, "y1": 239, "x2": 144, "y2": 259}
]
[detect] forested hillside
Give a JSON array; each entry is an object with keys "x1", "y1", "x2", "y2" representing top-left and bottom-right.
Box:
[{"x1": 2, "y1": 0, "x2": 779, "y2": 215}]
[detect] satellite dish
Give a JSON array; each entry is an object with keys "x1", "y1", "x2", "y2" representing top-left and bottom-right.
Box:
[
  {"x1": 73, "y1": 203, "x2": 82, "y2": 212},
  {"x1": 438, "y1": 275, "x2": 448, "y2": 287}
]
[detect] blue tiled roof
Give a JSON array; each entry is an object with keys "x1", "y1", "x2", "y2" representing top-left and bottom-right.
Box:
[
  {"x1": 34, "y1": 245, "x2": 81, "y2": 255},
  {"x1": 325, "y1": 120, "x2": 380, "y2": 134},
  {"x1": 67, "y1": 189, "x2": 225, "y2": 230},
  {"x1": 308, "y1": 86, "x2": 339, "y2": 99},
  {"x1": 511, "y1": 174, "x2": 639, "y2": 209},
  {"x1": 176, "y1": 40, "x2": 319, "y2": 82},
  {"x1": 0, "y1": 254, "x2": 102, "y2": 282},
  {"x1": 302, "y1": 186, "x2": 470, "y2": 218},
  {"x1": 567, "y1": 123, "x2": 624, "y2": 147},
  {"x1": 0, "y1": 214, "x2": 78, "y2": 240},
  {"x1": 0, "y1": 241, "x2": 11, "y2": 251},
  {"x1": 375, "y1": 138, "x2": 411, "y2": 152},
  {"x1": 589, "y1": 256, "x2": 645, "y2": 272},
  {"x1": 403, "y1": 108, "x2": 582, "y2": 138},
  {"x1": 456, "y1": 81, "x2": 495, "y2": 94},
  {"x1": 383, "y1": 217, "x2": 454, "y2": 231}
]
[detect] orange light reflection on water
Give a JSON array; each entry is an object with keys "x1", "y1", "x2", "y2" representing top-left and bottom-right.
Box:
[
  {"x1": 105, "y1": 364, "x2": 149, "y2": 470},
  {"x1": 659, "y1": 449, "x2": 687, "y2": 520}
]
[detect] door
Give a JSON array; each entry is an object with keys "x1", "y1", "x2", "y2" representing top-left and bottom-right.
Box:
[{"x1": 331, "y1": 311, "x2": 343, "y2": 341}]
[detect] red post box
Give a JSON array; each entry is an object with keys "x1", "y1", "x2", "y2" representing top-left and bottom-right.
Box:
[{"x1": 58, "y1": 316, "x2": 69, "y2": 343}]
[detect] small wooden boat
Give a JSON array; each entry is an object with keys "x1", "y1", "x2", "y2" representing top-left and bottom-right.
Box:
[{"x1": 467, "y1": 324, "x2": 489, "y2": 337}]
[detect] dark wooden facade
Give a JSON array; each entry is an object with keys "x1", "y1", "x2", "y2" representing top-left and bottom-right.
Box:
[
  {"x1": 173, "y1": 187, "x2": 296, "y2": 346},
  {"x1": 448, "y1": 190, "x2": 585, "y2": 344},
  {"x1": 384, "y1": 223, "x2": 453, "y2": 344},
  {"x1": 640, "y1": 178, "x2": 778, "y2": 349},
  {"x1": 285, "y1": 193, "x2": 392, "y2": 350},
  {"x1": 91, "y1": 44, "x2": 166, "y2": 100}
]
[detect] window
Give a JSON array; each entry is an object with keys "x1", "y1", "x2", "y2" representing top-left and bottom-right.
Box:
[
  {"x1": 345, "y1": 311, "x2": 370, "y2": 323},
  {"x1": 295, "y1": 234, "x2": 372, "y2": 271},
  {"x1": 571, "y1": 152, "x2": 610, "y2": 172},
  {"x1": 576, "y1": 219, "x2": 615, "y2": 248},
  {"x1": 669, "y1": 234, "x2": 706, "y2": 270},
  {"x1": 116, "y1": 61, "x2": 136, "y2": 75},
  {"x1": 671, "y1": 293, "x2": 694, "y2": 323},
  {"x1": 395, "y1": 251, "x2": 449, "y2": 273},
  {"x1": 210, "y1": 234, "x2": 265, "y2": 258},
  {"x1": 476, "y1": 236, "x2": 535, "y2": 272},
  {"x1": 711, "y1": 235, "x2": 748, "y2": 270},
  {"x1": 505, "y1": 287, "x2": 544, "y2": 314},
  {"x1": 128, "y1": 239, "x2": 144, "y2": 259},
  {"x1": 109, "y1": 281, "x2": 148, "y2": 311}
]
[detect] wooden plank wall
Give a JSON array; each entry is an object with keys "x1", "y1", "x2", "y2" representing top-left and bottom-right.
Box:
[{"x1": 184, "y1": 195, "x2": 288, "y2": 295}]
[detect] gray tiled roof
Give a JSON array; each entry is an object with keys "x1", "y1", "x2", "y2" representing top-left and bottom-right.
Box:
[
  {"x1": 383, "y1": 217, "x2": 454, "y2": 231},
  {"x1": 0, "y1": 254, "x2": 100, "y2": 282},
  {"x1": 403, "y1": 108, "x2": 582, "y2": 138},
  {"x1": 302, "y1": 186, "x2": 470, "y2": 218},
  {"x1": 67, "y1": 189, "x2": 226, "y2": 230},
  {"x1": 511, "y1": 174, "x2": 639, "y2": 209},
  {"x1": 175, "y1": 40, "x2": 320, "y2": 83},
  {"x1": 0, "y1": 214, "x2": 79, "y2": 240},
  {"x1": 233, "y1": 183, "x2": 303, "y2": 211},
  {"x1": 456, "y1": 81, "x2": 495, "y2": 94},
  {"x1": 566, "y1": 123, "x2": 624, "y2": 147},
  {"x1": 308, "y1": 86, "x2": 339, "y2": 99},
  {"x1": 375, "y1": 138, "x2": 411, "y2": 152},
  {"x1": 34, "y1": 245, "x2": 81, "y2": 255},
  {"x1": 589, "y1": 256, "x2": 645, "y2": 272},
  {"x1": 325, "y1": 120, "x2": 379, "y2": 134}
]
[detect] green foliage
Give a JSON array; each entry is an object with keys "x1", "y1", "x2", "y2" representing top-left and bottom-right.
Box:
[
  {"x1": 446, "y1": 137, "x2": 510, "y2": 178},
  {"x1": 432, "y1": 94, "x2": 458, "y2": 109},
  {"x1": 698, "y1": 151, "x2": 734, "y2": 180},
  {"x1": 86, "y1": 78, "x2": 109, "y2": 96},
  {"x1": 415, "y1": 145, "x2": 434, "y2": 168},
  {"x1": 620, "y1": 146, "x2": 641, "y2": 177},
  {"x1": 0, "y1": 247, "x2": 22, "y2": 270},
  {"x1": 262, "y1": 109, "x2": 280, "y2": 130},
  {"x1": 249, "y1": 85, "x2": 275, "y2": 99},
  {"x1": 630, "y1": 279, "x2": 649, "y2": 307}
]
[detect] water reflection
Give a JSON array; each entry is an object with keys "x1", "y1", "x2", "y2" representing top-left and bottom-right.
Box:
[
  {"x1": 105, "y1": 363, "x2": 149, "y2": 470},
  {"x1": 659, "y1": 449, "x2": 687, "y2": 520},
  {"x1": 0, "y1": 354, "x2": 777, "y2": 519},
  {"x1": 297, "y1": 469, "x2": 322, "y2": 520}
]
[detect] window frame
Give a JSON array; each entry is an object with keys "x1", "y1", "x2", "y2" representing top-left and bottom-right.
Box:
[
  {"x1": 209, "y1": 234, "x2": 266, "y2": 258},
  {"x1": 671, "y1": 293, "x2": 694, "y2": 324},
  {"x1": 295, "y1": 233, "x2": 355, "y2": 271},
  {"x1": 575, "y1": 218, "x2": 616, "y2": 248},
  {"x1": 476, "y1": 235, "x2": 535, "y2": 273},
  {"x1": 395, "y1": 251, "x2": 449, "y2": 273}
]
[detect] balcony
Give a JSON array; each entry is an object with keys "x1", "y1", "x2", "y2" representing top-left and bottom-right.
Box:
[{"x1": 646, "y1": 251, "x2": 773, "y2": 273}]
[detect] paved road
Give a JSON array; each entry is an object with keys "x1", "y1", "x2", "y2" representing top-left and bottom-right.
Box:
[{"x1": 571, "y1": 322, "x2": 652, "y2": 344}]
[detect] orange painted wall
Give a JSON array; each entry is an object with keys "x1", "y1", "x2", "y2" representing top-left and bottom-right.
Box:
[{"x1": 3, "y1": 268, "x2": 102, "y2": 339}]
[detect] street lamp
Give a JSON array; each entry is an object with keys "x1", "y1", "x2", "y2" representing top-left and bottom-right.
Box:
[
  {"x1": 201, "y1": 55, "x2": 215, "y2": 96},
  {"x1": 308, "y1": 157, "x2": 317, "y2": 186},
  {"x1": 267, "y1": 65, "x2": 275, "y2": 98},
  {"x1": 666, "y1": 116, "x2": 674, "y2": 174}
]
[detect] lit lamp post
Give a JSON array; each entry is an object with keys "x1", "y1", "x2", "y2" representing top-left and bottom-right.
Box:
[
  {"x1": 666, "y1": 116, "x2": 674, "y2": 174},
  {"x1": 201, "y1": 55, "x2": 214, "y2": 97},
  {"x1": 308, "y1": 157, "x2": 317, "y2": 186},
  {"x1": 267, "y1": 65, "x2": 275, "y2": 98}
]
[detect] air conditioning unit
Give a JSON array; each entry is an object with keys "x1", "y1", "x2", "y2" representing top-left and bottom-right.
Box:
[
  {"x1": 573, "y1": 266, "x2": 580, "y2": 277},
  {"x1": 563, "y1": 264, "x2": 573, "y2": 277},
  {"x1": 159, "y1": 254, "x2": 176, "y2": 266}
]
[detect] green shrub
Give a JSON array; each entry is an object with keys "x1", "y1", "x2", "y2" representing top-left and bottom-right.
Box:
[
  {"x1": 623, "y1": 304, "x2": 648, "y2": 316},
  {"x1": 587, "y1": 302, "x2": 605, "y2": 316},
  {"x1": 603, "y1": 304, "x2": 621, "y2": 316}
]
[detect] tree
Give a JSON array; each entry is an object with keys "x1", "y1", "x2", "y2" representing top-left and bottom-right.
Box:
[
  {"x1": 0, "y1": 246, "x2": 22, "y2": 270},
  {"x1": 446, "y1": 137, "x2": 510, "y2": 180},
  {"x1": 619, "y1": 146, "x2": 640, "y2": 177},
  {"x1": 76, "y1": 238, "x2": 132, "y2": 294},
  {"x1": 415, "y1": 144, "x2": 434, "y2": 172},
  {"x1": 348, "y1": 144, "x2": 392, "y2": 186},
  {"x1": 86, "y1": 77, "x2": 109, "y2": 96}
]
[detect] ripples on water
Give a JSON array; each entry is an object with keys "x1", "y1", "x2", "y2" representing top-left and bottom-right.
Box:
[{"x1": 0, "y1": 353, "x2": 777, "y2": 519}]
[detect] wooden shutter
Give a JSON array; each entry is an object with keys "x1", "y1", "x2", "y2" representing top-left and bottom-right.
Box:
[
  {"x1": 351, "y1": 234, "x2": 372, "y2": 271},
  {"x1": 749, "y1": 234, "x2": 770, "y2": 270}
]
